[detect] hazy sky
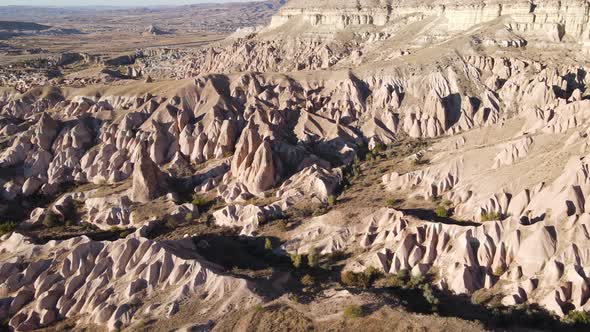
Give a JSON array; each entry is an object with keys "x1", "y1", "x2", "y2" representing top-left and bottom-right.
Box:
[{"x1": 0, "y1": 0, "x2": 245, "y2": 6}]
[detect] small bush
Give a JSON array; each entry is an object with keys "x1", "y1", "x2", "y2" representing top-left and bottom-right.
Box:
[
  {"x1": 288, "y1": 294, "x2": 299, "y2": 303},
  {"x1": 381, "y1": 274, "x2": 403, "y2": 288},
  {"x1": 364, "y1": 266, "x2": 382, "y2": 281},
  {"x1": 300, "y1": 274, "x2": 315, "y2": 287},
  {"x1": 191, "y1": 195, "x2": 208, "y2": 207},
  {"x1": 166, "y1": 218, "x2": 178, "y2": 229},
  {"x1": 421, "y1": 284, "x2": 440, "y2": 311},
  {"x1": 385, "y1": 198, "x2": 397, "y2": 207},
  {"x1": 276, "y1": 220, "x2": 287, "y2": 232},
  {"x1": 343, "y1": 305, "x2": 364, "y2": 319},
  {"x1": 264, "y1": 238, "x2": 273, "y2": 251},
  {"x1": 291, "y1": 254, "x2": 303, "y2": 269},
  {"x1": 564, "y1": 310, "x2": 590, "y2": 326},
  {"x1": 42, "y1": 211, "x2": 60, "y2": 228},
  {"x1": 327, "y1": 195, "x2": 336, "y2": 207},
  {"x1": 252, "y1": 304, "x2": 265, "y2": 313},
  {"x1": 184, "y1": 212, "x2": 193, "y2": 222},
  {"x1": 0, "y1": 221, "x2": 17, "y2": 236},
  {"x1": 341, "y1": 270, "x2": 371, "y2": 288},
  {"x1": 481, "y1": 212, "x2": 501, "y2": 222},
  {"x1": 411, "y1": 158, "x2": 429, "y2": 166},
  {"x1": 493, "y1": 265, "x2": 506, "y2": 276},
  {"x1": 434, "y1": 206, "x2": 449, "y2": 218}
]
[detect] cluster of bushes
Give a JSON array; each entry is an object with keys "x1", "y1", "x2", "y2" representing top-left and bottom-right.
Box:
[
  {"x1": 290, "y1": 250, "x2": 320, "y2": 269},
  {"x1": 340, "y1": 266, "x2": 382, "y2": 288}
]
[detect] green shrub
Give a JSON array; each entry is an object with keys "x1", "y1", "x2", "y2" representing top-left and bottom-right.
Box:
[
  {"x1": 381, "y1": 274, "x2": 403, "y2": 288},
  {"x1": 434, "y1": 205, "x2": 449, "y2": 218},
  {"x1": 421, "y1": 284, "x2": 440, "y2": 311},
  {"x1": 264, "y1": 238, "x2": 273, "y2": 251},
  {"x1": 493, "y1": 265, "x2": 506, "y2": 276},
  {"x1": 300, "y1": 274, "x2": 315, "y2": 287},
  {"x1": 109, "y1": 226, "x2": 123, "y2": 232},
  {"x1": 327, "y1": 195, "x2": 336, "y2": 207},
  {"x1": 191, "y1": 195, "x2": 208, "y2": 207},
  {"x1": 481, "y1": 212, "x2": 501, "y2": 222},
  {"x1": 185, "y1": 213, "x2": 193, "y2": 222},
  {"x1": 385, "y1": 198, "x2": 397, "y2": 207},
  {"x1": 42, "y1": 211, "x2": 59, "y2": 228},
  {"x1": 364, "y1": 266, "x2": 382, "y2": 281},
  {"x1": 291, "y1": 254, "x2": 303, "y2": 269},
  {"x1": 341, "y1": 270, "x2": 371, "y2": 288},
  {"x1": 411, "y1": 158, "x2": 429, "y2": 166},
  {"x1": 252, "y1": 304, "x2": 265, "y2": 313},
  {"x1": 0, "y1": 221, "x2": 17, "y2": 236},
  {"x1": 165, "y1": 218, "x2": 178, "y2": 229},
  {"x1": 564, "y1": 310, "x2": 590, "y2": 326},
  {"x1": 343, "y1": 305, "x2": 364, "y2": 319},
  {"x1": 276, "y1": 220, "x2": 287, "y2": 232}
]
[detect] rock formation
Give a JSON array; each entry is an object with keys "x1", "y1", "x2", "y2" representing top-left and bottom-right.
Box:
[{"x1": 3, "y1": 0, "x2": 590, "y2": 329}]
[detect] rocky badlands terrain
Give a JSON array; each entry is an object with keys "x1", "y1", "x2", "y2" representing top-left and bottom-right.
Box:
[{"x1": 3, "y1": 0, "x2": 590, "y2": 331}]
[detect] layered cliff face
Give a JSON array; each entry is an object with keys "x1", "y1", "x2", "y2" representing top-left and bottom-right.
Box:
[{"x1": 270, "y1": 0, "x2": 590, "y2": 43}]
